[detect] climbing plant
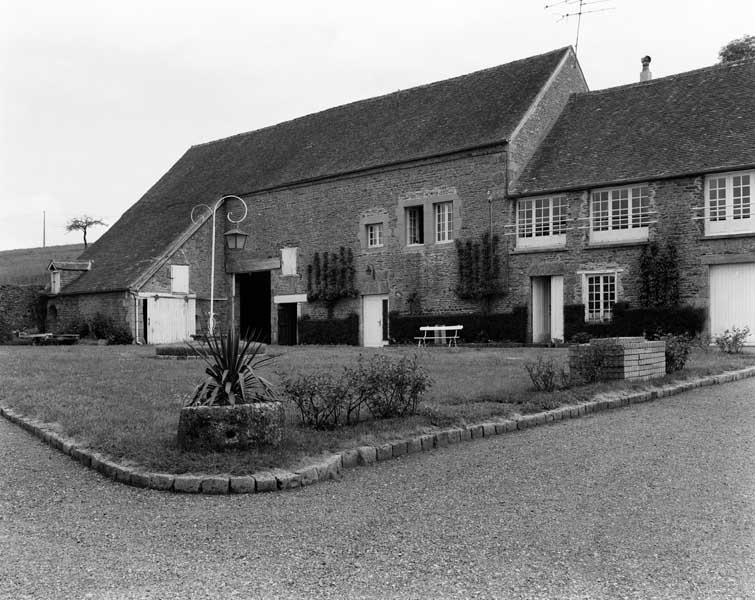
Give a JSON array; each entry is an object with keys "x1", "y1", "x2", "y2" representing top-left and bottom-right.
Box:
[
  {"x1": 307, "y1": 247, "x2": 358, "y2": 315},
  {"x1": 454, "y1": 231, "x2": 505, "y2": 313},
  {"x1": 639, "y1": 239, "x2": 680, "y2": 308}
]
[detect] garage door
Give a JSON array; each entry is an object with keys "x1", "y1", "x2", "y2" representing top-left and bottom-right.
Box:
[{"x1": 709, "y1": 263, "x2": 755, "y2": 345}]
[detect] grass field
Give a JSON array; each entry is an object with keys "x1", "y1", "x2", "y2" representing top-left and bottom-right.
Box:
[
  {"x1": 1, "y1": 343, "x2": 753, "y2": 475},
  {"x1": 0, "y1": 243, "x2": 85, "y2": 285}
]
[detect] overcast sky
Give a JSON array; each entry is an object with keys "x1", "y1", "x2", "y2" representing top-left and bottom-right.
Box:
[{"x1": 0, "y1": 0, "x2": 752, "y2": 251}]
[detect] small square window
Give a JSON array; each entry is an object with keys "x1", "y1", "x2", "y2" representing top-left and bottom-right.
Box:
[
  {"x1": 406, "y1": 206, "x2": 424, "y2": 245},
  {"x1": 367, "y1": 223, "x2": 383, "y2": 248}
]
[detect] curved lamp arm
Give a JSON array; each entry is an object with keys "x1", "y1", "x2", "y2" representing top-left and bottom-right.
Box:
[{"x1": 189, "y1": 194, "x2": 249, "y2": 336}]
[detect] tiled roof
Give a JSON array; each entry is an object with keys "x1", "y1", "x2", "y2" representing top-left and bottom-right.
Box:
[
  {"x1": 62, "y1": 47, "x2": 571, "y2": 294},
  {"x1": 47, "y1": 260, "x2": 91, "y2": 271},
  {"x1": 512, "y1": 58, "x2": 755, "y2": 196}
]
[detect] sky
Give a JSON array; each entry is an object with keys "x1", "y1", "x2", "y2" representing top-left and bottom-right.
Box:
[{"x1": 0, "y1": 0, "x2": 752, "y2": 251}]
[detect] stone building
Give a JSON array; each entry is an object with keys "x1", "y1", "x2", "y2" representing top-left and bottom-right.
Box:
[{"x1": 46, "y1": 49, "x2": 755, "y2": 346}]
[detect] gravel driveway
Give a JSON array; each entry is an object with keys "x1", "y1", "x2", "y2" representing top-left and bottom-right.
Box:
[{"x1": 2, "y1": 378, "x2": 753, "y2": 599}]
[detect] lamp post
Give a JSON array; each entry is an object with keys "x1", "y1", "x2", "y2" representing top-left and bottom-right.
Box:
[{"x1": 191, "y1": 195, "x2": 248, "y2": 336}]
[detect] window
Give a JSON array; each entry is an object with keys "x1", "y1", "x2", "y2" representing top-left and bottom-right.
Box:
[
  {"x1": 434, "y1": 202, "x2": 453, "y2": 243},
  {"x1": 585, "y1": 273, "x2": 616, "y2": 322},
  {"x1": 406, "y1": 206, "x2": 424, "y2": 245},
  {"x1": 590, "y1": 185, "x2": 650, "y2": 243},
  {"x1": 517, "y1": 196, "x2": 568, "y2": 249},
  {"x1": 171, "y1": 265, "x2": 189, "y2": 294},
  {"x1": 705, "y1": 170, "x2": 753, "y2": 235},
  {"x1": 366, "y1": 223, "x2": 383, "y2": 248}
]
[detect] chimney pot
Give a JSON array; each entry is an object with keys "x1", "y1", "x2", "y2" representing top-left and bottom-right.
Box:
[{"x1": 640, "y1": 55, "x2": 652, "y2": 82}]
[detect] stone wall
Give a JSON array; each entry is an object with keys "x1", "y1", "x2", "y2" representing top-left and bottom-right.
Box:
[
  {"x1": 47, "y1": 291, "x2": 134, "y2": 335},
  {"x1": 0, "y1": 284, "x2": 45, "y2": 332}
]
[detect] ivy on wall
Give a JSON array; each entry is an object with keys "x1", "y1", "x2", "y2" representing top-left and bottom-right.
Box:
[
  {"x1": 306, "y1": 247, "x2": 358, "y2": 315},
  {"x1": 639, "y1": 240, "x2": 681, "y2": 308},
  {"x1": 454, "y1": 231, "x2": 504, "y2": 313}
]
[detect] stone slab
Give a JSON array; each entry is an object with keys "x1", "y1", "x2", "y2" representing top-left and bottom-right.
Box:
[
  {"x1": 230, "y1": 476, "x2": 257, "y2": 494},
  {"x1": 357, "y1": 446, "x2": 377, "y2": 465}
]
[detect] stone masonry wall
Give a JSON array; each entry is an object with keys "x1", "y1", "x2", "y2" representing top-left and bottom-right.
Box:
[
  {"x1": 508, "y1": 50, "x2": 588, "y2": 185},
  {"x1": 0, "y1": 284, "x2": 45, "y2": 332},
  {"x1": 47, "y1": 292, "x2": 134, "y2": 335},
  {"x1": 226, "y1": 147, "x2": 513, "y2": 328},
  {"x1": 508, "y1": 174, "x2": 755, "y2": 340}
]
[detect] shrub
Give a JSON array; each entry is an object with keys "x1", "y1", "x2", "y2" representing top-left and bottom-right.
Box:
[
  {"x1": 656, "y1": 333, "x2": 692, "y2": 373},
  {"x1": 0, "y1": 315, "x2": 12, "y2": 343},
  {"x1": 569, "y1": 332, "x2": 592, "y2": 344},
  {"x1": 714, "y1": 326, "x2": 751, "y2": 354},
  {"x1": 186, "y1": 329, "x2": 277, "y2": 407},
  {"x1": 523, "y1": 356, "x2": 560, "y2": 392},
  {"x1": 283, "y1": 371, "x2": 349, "y2": 430},
  {"x1": 300, "y1": 313, "x2": 359, "y2": 345},
  {"x1": 358, "y1": 354, "x2": 431, "y2": 419},
  {"x1": 569, "y1": 343, "x2": 617, "y2": 384},
  {"x1": 389, "y1": 307, "x2": 528, "y2": 344},
  {"x1": 106, "y1": 323, "x2": 134, "y2": 345},
  {"x1": 282, "y1": 353, "x2": 432, "y2": 428},
  {"x1": 67, "y1": 317, "x2": 91, "y2": 338}
]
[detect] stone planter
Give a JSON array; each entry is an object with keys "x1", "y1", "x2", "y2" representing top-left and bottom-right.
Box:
[{"x1": 177, "y1": 402, "x2": 285, "y2": 451}]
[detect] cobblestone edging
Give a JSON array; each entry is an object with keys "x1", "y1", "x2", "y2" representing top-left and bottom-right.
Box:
[{"x1": 3, "y1": 365, "x2": 755, "y2": 495}]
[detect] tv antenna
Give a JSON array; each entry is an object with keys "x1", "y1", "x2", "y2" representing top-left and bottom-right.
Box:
[{"x1": 545, "y1": 0, "x2": 615, "y2": 52}]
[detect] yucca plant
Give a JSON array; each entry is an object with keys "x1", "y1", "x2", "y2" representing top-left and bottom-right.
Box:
[{"x1": 186, "y1": 328, "x2": 277, "y2": 407}]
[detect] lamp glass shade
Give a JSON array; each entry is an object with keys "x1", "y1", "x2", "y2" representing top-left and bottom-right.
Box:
[{"x1": 224, "y1": 228, "x2": 248, "y2": 250}]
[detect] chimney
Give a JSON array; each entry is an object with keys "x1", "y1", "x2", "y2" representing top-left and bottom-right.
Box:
[{"x1": 640, "y1": 55, "x2": 652, "y2": 82}]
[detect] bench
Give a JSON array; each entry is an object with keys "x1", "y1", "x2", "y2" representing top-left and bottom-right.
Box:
[{"x1": 414, "y1": 325, "x2": 463, "y2": 347}]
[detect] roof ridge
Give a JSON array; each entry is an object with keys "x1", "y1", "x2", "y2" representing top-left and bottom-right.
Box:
[
  {"x1": 190, "y1": 47, "x2": 572, "y2": 150},
  {"x1": 582, "y1": 57, "x2": 755, "y2": 97}
]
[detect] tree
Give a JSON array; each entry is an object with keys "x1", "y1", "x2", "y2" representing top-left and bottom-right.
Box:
[
  {"x1": 718, "y1": 35, "x2": 755, "y2": 63},
  {"x1": 66, "y1": 216, "x2": 107, "y2": 248}
]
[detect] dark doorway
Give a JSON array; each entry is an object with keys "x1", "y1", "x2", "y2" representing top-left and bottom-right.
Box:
[
  {"x1": 239, "y1": 271, "x2": 271, "y2": 343},
  {"x1": 142, "y1": 299, "x2": 148, "y2": 344},
  {"x1": 277, "y1": 303, "x2": 298, "y2": 345}
]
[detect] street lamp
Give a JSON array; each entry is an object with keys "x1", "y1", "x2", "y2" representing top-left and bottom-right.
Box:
[{"x1": 191, "y1": 194, "x2": 249, "y2": 336}]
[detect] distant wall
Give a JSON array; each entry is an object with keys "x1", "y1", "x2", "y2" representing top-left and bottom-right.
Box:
[{"x1": 0, "y1": 284, "x2": 45, "y2": 332}]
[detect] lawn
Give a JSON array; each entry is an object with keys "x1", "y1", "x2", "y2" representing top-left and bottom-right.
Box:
[{"x1": 1, "y1": 343, "x2": 753, "y2": 475}]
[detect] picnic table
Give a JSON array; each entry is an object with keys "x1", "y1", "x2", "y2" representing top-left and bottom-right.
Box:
[
  {"x1": 17, "y1": 332, "x2": 80, "y2": 345},
  {"x1": 414, "y1": 325, "x2": 463, "y2": 348}
]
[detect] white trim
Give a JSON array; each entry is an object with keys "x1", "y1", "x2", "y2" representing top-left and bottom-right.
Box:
[
  {"x1": 273, "y1": 293, "x2": 308, "y2": 304},
  {"x1": 137, "y1": 292, "x2": 196, "y2": 299},
  {"x1": 704, "y1": 169, "x2": 754, "y2": 236},
  {"x1": 589, "y1": 184, "x2": 650, "y2": 244}
]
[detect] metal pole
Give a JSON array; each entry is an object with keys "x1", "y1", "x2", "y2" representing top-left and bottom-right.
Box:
[{"x1": 209, "y1": 203, "x2": 217, "y2": 336}]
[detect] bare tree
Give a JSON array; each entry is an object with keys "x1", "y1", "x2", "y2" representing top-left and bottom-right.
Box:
[
  {"x1": 66, "y1": 216, "x2": 107, "y2": 248},
  {"x1": 719, "y1": 35, "x2": 755, "y2": 63}
]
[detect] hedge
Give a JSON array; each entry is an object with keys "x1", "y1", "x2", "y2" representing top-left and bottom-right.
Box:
[
  {"x1": 389, "y1": 306, "x2": 528, "y2": 344},
  {"x1": 564, "y1": 303, "x2": 706, "y2": 341},
  {"x1": 300, "y1": 313, "x2": 360, "y2": 345}
]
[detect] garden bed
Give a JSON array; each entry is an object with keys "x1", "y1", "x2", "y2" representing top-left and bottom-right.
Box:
[{"x1": 0, "y1": 344, "x2": 753, "y2": 475}]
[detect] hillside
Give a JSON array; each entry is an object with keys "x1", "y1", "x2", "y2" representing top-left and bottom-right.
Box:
[{"x1": 0, "y1": 244, "x2": 85, "y2": 286}]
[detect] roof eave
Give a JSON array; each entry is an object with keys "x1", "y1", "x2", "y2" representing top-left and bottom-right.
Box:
[{"x1": 510, "y1": 162, "x2": 755, "y2": 198}]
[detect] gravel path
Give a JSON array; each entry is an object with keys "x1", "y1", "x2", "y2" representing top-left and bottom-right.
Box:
[{"x1": 2, "y1": 379, "x2": 753, "y2": 600}]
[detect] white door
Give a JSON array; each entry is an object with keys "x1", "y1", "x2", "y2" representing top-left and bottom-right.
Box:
[
  {"x1": 710, "y1": 263, "x2": 755, "y2": 345},
  {"x1": 550, "y1": 275, "x2": 564, "y2": 342},
  {"x1": 147, "y1": 296, "x2": 196, "y2": 344},
  {"x1": 362, "y1": 294, "x2": 388, "y2": 347}
]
